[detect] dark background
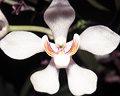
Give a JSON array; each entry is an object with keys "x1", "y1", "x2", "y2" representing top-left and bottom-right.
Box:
[{"x1": 0, "y1": 0, "x2": 120, "y2": 96}]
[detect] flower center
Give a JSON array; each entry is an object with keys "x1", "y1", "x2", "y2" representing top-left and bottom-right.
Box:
[
  {"x1": 42, "y1": 34, "x2": 80, "y2": 68},
  {"x1": 59, "y1": 51, "x2": 64, "y2": 54},
  {"x1": 42, "y1": 34, "x2": 80, "y2": 57},
  {"x1": 55, "y1": 36, "x2": 66, "y2": 49}
]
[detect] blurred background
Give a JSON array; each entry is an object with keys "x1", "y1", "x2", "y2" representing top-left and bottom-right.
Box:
[{"x1": 0, "y1": 0, "x2": 120, "y2": 96}]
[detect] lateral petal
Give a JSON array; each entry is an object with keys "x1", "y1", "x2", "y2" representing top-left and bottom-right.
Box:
[
  {"x1": 66, "y1": 34, "x2": 79, "y2": 55},
  {"x1": 42, "y1": 35, "x2": 57, "y2": 57},
  {"x1": 0, "y1": 31, "x2": 44, "y2": 59},
  {"x1": 30, "y1": 59, "x2": 60, "y2": 94},
  {"x1": 79, "y1": 25, "x2": 120, "y2": 55},
  {"x1": 66, "y1": 59, "x2": 97, "y2": 96}
]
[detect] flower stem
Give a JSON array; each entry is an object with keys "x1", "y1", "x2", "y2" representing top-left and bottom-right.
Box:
[{"x1": 8, "y1": 25, "x2": 53, "y2": 39}]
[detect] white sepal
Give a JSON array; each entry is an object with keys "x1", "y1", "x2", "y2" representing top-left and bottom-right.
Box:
[
  {"x1": 66, "y1": 59, "x2": 97, "y2": 96},
  {"x1": 30, "y1": 59, "x2": 60, "y2": 94},
  {"x1": 0, "y1": 31, "x2": 44, "y2": 59},
  {"x1": 79, "y1": 25, "x2": 120, "y2": 55},
  {"x1": 44, "y1": 0, "x2": 75, "y2": 40}
]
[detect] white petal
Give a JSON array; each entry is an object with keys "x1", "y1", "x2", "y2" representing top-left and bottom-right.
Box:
[
  {"x1": 54, "y1": 54, "x2": 70, "y2": 68},
  {"x1": 0, "y1": 31, "x2": 44, "y2": 59},
  {"x1": 79, "y1": 25, "x2": 120, "y2": 55},
  {"x1": 44, "y1": 0, "x2": 75, "y2": 40},
  {"x1": 42, "y1": 35, "x2": 57, "y2": 52},
  {"x1": 66, "y1": 33, "x2": 80, "y2": 56},
  {"x1": 30, "y1": 59, "x2": 59, "y2": 94},
  {"x1": 66, "y1": 59, "x2": 97, "y2": 96},
  {"x1": 50, "y1": 42, "x2": 58, "y2": 52},
  {"x1": 66, "y1": 33, "x2": 80, "y2": 53},
  {"x1": 0, "y1": 10, "x2": 9, "y2": 39},
  {"x1": 42, "y1": 35, "x2": 57, "y2": 56},
  {"x1": 66, "y1": 40, "x2": 72, "y2": 52}
]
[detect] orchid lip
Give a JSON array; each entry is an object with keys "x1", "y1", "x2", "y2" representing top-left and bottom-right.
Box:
[
  {"x1": 42, "y1": 34, "x2": 80, "y2": 68},
  {"x1": 42, "y1": 34, "x2": 80, "y2": 57}
]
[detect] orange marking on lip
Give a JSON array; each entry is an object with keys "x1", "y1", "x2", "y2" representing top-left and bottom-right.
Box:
[
  {"x1": 44, "y1": 40, "x2": 56, "y2": 56},
  {"x1": 66, "y1": 38, "x2": 79, "y2": 56}
]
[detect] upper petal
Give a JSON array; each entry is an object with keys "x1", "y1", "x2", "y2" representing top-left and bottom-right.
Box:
[
  {"x1": 44, "y1": 0, "x2": 75, "y2": 40},
  {"x1": 0, "y1": 10, "x2": 9, "y2": 39},
  {"x1": 0, "y1": 31, "x2": 44, "y2": 59},
  {"x1": 66, "y1": 58, "x2": 97, "y2": 96},
  {"x1": 30, "y1": 59, "x2": 60, "y2": 94},
  {"x1": 79, "y1": 25, "x2": 120, "y2": 55}
]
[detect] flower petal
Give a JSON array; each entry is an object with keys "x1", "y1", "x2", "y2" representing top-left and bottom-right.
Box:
[
  {"x1": 44, "y1": 0, "x2": 75, "y2": 40},
  {"x1": 54, "y1": 54, "x2": 70, "y2": 68},
  {"x1": 65, "y1": 40, "x2": 72, "y2": 52},
  {"x1": 66, "y1": 59, "x2": 97, "y2": 96},
  {"x1": 50, "y1": 42, "x2": 58, "y2": 52},
  {"x1": 79, "y1": 25, "x2": 120, "y2": 55},
  {"x1": 0, "y1": 31, "x2": 44, "y2": 59},
  {"x1": 66, "y1": 34, "x2": 79, "y2": 55},
  {"x1": 0, "y1": 10, "x2": 9, "y2": 39},
  {"x1": 30, "y1": 59, "x2": 60, "y2": 94},
  {"x1": 42, "y1": 35, "x2": 57, "y2": 56}
]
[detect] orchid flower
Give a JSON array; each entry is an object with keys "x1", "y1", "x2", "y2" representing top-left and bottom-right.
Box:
[
  {"x1": 0, "y1": 9, "x2": 9, "y2": 39},
  {"x1": 0, "y1": 0, "x2": 120, "y2": 96}
]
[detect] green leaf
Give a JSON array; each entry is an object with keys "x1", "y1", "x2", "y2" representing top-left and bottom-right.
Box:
[
  {"x1": 0, "y1": 77, "x2": 17, "y2": 96},
  {"x1": 88, "y1": 0, "x2": 109, "y2": 11},
  {"x1": 20, "y1": 78, "x2": 31, "y2": 96},
  {"x1": 77, "y1": 50, "x2": 105, "y2": 73},
  {"x1": 53, "y1": 84, "x2": 72, "y2": 96}
]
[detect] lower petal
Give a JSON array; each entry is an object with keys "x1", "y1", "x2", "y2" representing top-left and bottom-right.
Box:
[
  {"x1": 66, "y1": 59, "x2": 97, "y2": 96},
  {"x1": 30, "y1": 59, "x2": 60, "y2": 94}
]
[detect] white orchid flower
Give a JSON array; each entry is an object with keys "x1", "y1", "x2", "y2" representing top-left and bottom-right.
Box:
[
  {"x1": 0, "y1": 9, "x2": 9, "y2": 39},
  {"x1": 0, "y1": 0, "x2": 120, "y2": 96},
  {"x1": 0, "y1": 26, "x2": 119, "y2": 96}
]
